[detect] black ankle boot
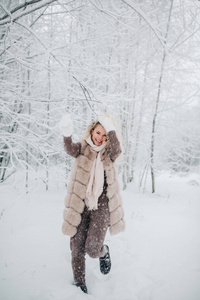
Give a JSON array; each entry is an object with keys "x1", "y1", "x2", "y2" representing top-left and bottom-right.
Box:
[
  {"x1": 80, "y1": 285, "x2": 88, "y2": 294},
  {"x1": 74, "y1": 282, "x2": 88, "y2": 294},
  {"x1": 99, "y1": 245, "x2": 111, "y2": 275}
]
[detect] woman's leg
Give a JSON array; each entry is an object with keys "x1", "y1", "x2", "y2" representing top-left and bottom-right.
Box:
[
  {"x1": 70, "y1": 207, "x2": 89, "y2": 286},
  {"x1": 85, "y1": 193, "x2": 110, "y2": 259}
]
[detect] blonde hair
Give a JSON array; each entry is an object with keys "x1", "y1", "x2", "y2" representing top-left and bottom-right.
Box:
[
  {"x1": 81, "y1": 120, "x2": 100, "y2": 140},
  {"x1": 81, "y1": 118, "x2": 123, "y2": 162},
  {"x1": 81, "y1": 120, "x2": 110, "y2": 148}
]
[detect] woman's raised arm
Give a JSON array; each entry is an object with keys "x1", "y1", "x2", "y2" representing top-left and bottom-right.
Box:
[
  {"x1": 63, "y1": 136, "x2": 81, "y2": 158},
  {"x1": 107, "y1": 131, "x2": 122, "y2": 162},
  {"x1": 59, "y1": 114, "x2": 81, "y2": 158}
]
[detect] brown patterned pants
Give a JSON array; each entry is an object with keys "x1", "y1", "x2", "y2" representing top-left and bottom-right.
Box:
[{"x1": 70, "y1": 192, "x2": 110, "y2": 286}]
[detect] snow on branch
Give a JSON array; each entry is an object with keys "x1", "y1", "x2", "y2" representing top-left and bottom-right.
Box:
[
  {"x1": 121, "y1": 0, "x2": 166, "y2": 48},
  {"x1": 0, "y1": 0, "x2": 57, "y2": 25}
]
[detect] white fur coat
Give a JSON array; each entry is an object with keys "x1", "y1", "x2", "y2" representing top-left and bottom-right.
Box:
[{"x1": 62, "y1": 132, "x2": 125, "y2": 237}]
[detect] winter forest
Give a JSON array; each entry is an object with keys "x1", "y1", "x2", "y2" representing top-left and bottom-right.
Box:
[
  {"x1": 0, "y1": 1, "x2": 200, "y2": 300},
  {"x1": 1, "y1": 0, "x2": 200, "y2": 192}
]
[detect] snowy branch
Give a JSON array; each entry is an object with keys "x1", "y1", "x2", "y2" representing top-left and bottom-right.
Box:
[
  {"x1": 0, "y1": 0, "x2": 199, "y2": 190},
  {"x1": 121, "y1": 0, "x2": 167, "y2": 48},
  {"x1": 0, "y1": 0, "x2": 57, "y2": 25}
]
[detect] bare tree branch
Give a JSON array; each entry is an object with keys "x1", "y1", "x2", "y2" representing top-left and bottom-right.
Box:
[
  {"x1": 0, "y1": 0, "x2": 57, "y2": 25},
  {"x1": 121, "y1": 0, "x2": 166, "y2": 49}
]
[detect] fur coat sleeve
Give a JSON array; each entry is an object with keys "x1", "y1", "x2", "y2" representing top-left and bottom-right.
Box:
[
  {"x1": 63, "y1": 136, "x2": 81, "y2": 158},
  {"x1": 107, "y1": 131, "x2": 122, "y2": 162}
]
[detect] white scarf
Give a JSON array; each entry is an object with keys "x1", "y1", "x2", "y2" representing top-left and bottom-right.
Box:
[{"x1": 85, "y1": 136, "x2": 106, "y2": 210}]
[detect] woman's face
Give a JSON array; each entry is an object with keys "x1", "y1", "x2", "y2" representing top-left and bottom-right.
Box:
[{"x1": 91, "y1": 124, "x2": 107, "y2": 146}]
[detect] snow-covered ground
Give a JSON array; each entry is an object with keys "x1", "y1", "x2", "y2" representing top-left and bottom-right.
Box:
[{"x1": 0, "y1": 172, "x2": 200, "y2": 300}]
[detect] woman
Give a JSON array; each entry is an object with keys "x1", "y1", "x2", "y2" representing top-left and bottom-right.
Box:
[{"x1": 59, "y1": 114, "x2": 125, "y2": 294}]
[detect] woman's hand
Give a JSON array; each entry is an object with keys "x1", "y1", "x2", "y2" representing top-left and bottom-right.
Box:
[
  {"x1": 58, "y1": 114, "x2": 73, "y2": 137},
  {"x1": 98, "y1": 114, "x2": 116, "y2": 133}
]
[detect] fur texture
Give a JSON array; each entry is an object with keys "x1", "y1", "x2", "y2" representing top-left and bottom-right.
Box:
[{"x1": 62, "y1": 134, "x2": 125, "y2": 237}]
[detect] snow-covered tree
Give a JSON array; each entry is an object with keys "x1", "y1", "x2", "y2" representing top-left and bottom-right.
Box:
[{"x1": 0, "y1": 0, "x2": 200, "y2": 192}]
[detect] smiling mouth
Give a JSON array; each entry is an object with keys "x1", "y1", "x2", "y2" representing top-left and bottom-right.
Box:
[{"x1": 95, "y1": 139, "x2": 102, "y2": 144}]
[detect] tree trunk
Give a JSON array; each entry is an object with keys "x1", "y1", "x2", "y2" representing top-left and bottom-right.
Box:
[{"x1": 150, "y1": 0, "x2": 174, "y2": 193}]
